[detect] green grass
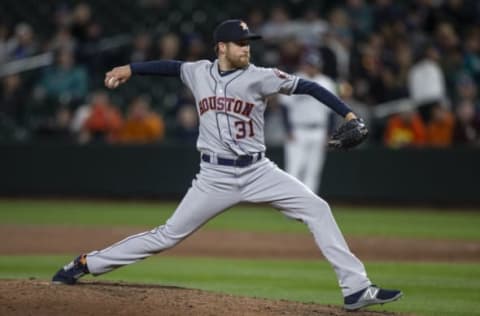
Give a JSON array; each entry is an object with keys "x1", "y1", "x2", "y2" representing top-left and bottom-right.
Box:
[
  {"x1": 1, "y1": 255, "x2": 479, "y2": 316},
  {"x1": 1, "y1": 200, "x2": 479, "y2": 315},
  {"x1": 1, "y1": 200, "x2": 480, "y2": 240}
]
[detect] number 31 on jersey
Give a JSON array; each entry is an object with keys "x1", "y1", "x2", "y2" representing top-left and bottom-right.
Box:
[{"x1": 235, "y1": 120, "x2": 254, "y2": 139}]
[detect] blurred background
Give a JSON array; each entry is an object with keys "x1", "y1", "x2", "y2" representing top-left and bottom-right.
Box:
[{"x1": 1, "y1": 0, "x2": 479, "y2": 204}]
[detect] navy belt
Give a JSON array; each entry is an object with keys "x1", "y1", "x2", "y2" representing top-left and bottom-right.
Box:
[{"x1": 201, "y1": 153, "x2": 263, "y2": 167}]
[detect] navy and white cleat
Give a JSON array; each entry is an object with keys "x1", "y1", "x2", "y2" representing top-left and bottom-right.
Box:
[
  {"x1": 52, "y1": 254, "x2": 89, "y2": 285},
  {"x1": 344, "y1": 285, "x2": 403, "y2": 311}
]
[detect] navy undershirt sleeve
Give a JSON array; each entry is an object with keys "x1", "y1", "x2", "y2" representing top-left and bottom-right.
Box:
[
  {"x1": 130, "y1": 60, "x2": 183, "y2": 77},
  {"x1": 293, "y1": 78, "x2": 352, "y2": 117}
]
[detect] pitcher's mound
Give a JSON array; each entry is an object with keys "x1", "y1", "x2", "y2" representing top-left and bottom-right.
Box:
[{"x1": 0, "y1": 279, "x2": 406, "y2": 316}]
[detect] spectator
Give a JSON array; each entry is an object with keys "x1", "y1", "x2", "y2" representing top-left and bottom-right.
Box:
[
  {"x1": 434, "y1": 22, "x2": 462, "y2": 97},
  {"x1": 34, "y1": 48, "x2": 88, "y2": 107},
  {"x1": 453, "y1": 100, "x2": 480, "y2": 145},
  {"x1": 0, "y1": 74, "x2": 26, "y2": 129},
  {"x1": 70, "y1": 3, "x2": 93, "y2": 43},
  {"x1": 82, "y1": 91, "x2": 123, "y2": 143},
  {"x1": 175, "y1": 104, "x2": 198, "y2": 144},
  {"x1": 115, "y1": 96, "x2": 165, "y2": 144},
  {"x1": 404, "y1": 1, "x2": 432, "y2": 49},
  {"x1": 0, "y1": 23, "x2": 10, "y2": 64},
  {"x1": 384, "y1": 110, "x2": 427, "y2": 148},
  {"x1": 394, "y1": 39, "x2": 413, "y2": 85},
  {"x1": 407, "y1": 43, "x2": 446, "y2": 122},
  {"x1": 345, "y1": 0, "x2": 373, "y2": 41},
  {"x1": 46, "y1": 27, "x2": 77, "y2": 52},
  {"x1": 260, "y1": 6, "x2": 295, "y2": 43},
  {"x1": 437, "y1": 0, "x2": 477, "y2": 32},
  {"x1": 0, "y1": 0, "x2": 479, "y2": 147},
  {"x1": 156, "y1": 33, "x2": 180, "y2": 60},
  {"x1": 246, "y1": 7, "x2": 265, "y2": 35},
  {"x1": 183, "y1": 33, "x2": 208, "y2": 61},
  {"x1": 246, "y1": 8, "x2": 268, "y2": 65},
  {"x1": 70, "y1": 102, "x2": 92, "y2": 143},
  {"x1": 462, "y1": 30, "x2": 480, "y2": 86},
  {"x1": 277, "y1": 37, "x2": 303, "y2": 73},
  {"x1": 34, "y1": 106, "x2": 73, "y2": 142},
  {"x1": 372, "y1": 0, "x2": 404, "y2": 31},
  {"x1": 375, "y1": 66, "x2": 409, "y2": 103},
  {"x1": 70, "y1": 2, "x2": 104, "y2": 71},
  {"x1": 326, "y1": 7, "x2": 353, "y2": 79},
  {"x1": 455, "y1": 74, "x2": 478, "y2": 105},
  {"x1": 0, "y1": 74, "x2": 27, "y2": 141},
  {"x1": 350, "y1": 33, "x2": 384, "y2": 105},
  {"x1": 129, "y1": 32, "x2": 153, "y2": 63},
  {"x1": 296, "y1": 8, "x2": 328, "y2": 47},
  {"x1": 425, "y1": 103, "x2": 455, "y2": 147},
  {"x1": 52, "y1": 4, "x2": 73, "y2": 29},
  {"x1": 318, "y1": 32, "x2": 339, "y2": 80},
  {"x1": 5, "y1": 22, "x2": 38, "y2": 61}
]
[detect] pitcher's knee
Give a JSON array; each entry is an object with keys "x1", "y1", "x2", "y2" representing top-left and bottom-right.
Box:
[
  {"x1": 306, "y1": 195, "x2": 330, "y2": 211},
  {"x1": 317, "y1": 198, "x2": 332, "y2": 213},
  {"x1": 305, "y1": 196, "x2": 333, "y2": 220}
]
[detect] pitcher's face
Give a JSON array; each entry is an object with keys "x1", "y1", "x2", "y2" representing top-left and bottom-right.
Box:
[{"x1": 224, "y1": 41, "x2": 251, "y2": 68}]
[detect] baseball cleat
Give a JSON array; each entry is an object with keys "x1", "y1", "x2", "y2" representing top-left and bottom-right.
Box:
[
  {"x1": 52, "y1": 254, "x2": 89, "y2": 285},
  {"x1": 343, "y1": 284, "x2": 403, "y2": 311}
]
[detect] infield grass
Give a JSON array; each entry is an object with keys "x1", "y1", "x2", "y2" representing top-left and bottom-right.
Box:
[
  {"x1": 1, "y1": 255, "x2": 479, "y2": 316},
  {"x1": 1, "y1": 199, "x2": 480, "y2": 240}
]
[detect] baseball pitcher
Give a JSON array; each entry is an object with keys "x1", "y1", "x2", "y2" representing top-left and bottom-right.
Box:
[{"x1": 52, "y1": 19, "x2": 401, "y2": 311}]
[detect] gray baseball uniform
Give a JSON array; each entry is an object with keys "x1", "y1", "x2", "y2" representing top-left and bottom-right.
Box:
[{"x1": 85, "y1": 59, "x2": 371, "y2": 296}]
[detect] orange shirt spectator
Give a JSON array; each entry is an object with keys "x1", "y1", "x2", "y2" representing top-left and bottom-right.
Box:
[
  {"x1": 83, "y1": 91, "x2": 123, "y2": 142},
  {"x1": 115, "y1": 96, "x2": 165, "y2": 143},
  {"x1": 426, "y1": 105, "x2": 454, "y2": 147},
  {"x1": 384, "y1": 111, "x2": 427, "y2": 148}
]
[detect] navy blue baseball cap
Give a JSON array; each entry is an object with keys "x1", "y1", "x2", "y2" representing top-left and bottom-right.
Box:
[{"x1": 213, "y1": 19, "x2": 262, "y2": 44}]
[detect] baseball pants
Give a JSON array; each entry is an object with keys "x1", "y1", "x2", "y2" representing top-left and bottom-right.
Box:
[{"x1": 86, "y1": 158, "x2": 371, "y2": 296}]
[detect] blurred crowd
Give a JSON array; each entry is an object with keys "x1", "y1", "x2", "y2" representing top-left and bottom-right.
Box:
[{"x1": 0, "y1": 0, "x2": 479, "y2": 148}]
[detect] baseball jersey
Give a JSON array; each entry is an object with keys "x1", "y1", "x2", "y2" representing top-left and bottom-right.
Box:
[{"x1": 180, "y1": 59, "x2": 299, "y2": 156}]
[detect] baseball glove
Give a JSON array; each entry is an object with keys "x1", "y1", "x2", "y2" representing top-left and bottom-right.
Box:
[{"x1": 328, "y1": 118, "x2": 368, "y2": 149}]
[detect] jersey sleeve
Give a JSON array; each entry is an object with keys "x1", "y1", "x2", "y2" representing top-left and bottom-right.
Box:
[
  {"x1": 257, "y1": 67, "x2": 300, "y2": 96},
  {"x1": 130, "y1": 60, "x2": 182, "y2": 76},
  {"x1": 180, "y1": 60, "x2": 211, "y2": 91}
]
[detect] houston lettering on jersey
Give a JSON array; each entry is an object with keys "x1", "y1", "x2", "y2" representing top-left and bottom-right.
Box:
[{"x1": 198, "y1": 97, "x2": 254, "y2": 118}]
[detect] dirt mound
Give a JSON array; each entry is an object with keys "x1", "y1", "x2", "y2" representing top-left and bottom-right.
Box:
[{"x1": 0, "y1": 279, "x2": 407, "y2": 316}]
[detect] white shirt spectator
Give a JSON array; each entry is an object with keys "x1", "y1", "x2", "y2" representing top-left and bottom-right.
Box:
[{"x1": 408, "y1": 59, "x2": 446, "y2": 104}]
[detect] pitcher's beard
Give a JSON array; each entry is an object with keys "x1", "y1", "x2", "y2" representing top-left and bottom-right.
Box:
[{"x1": 231, "y1": 55, "x2": 250, "y2": 68}]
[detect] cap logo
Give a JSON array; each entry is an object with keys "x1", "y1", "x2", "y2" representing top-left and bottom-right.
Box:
[{"x1": 240, "y1": 21, "x2": 249, "y2": 31}]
